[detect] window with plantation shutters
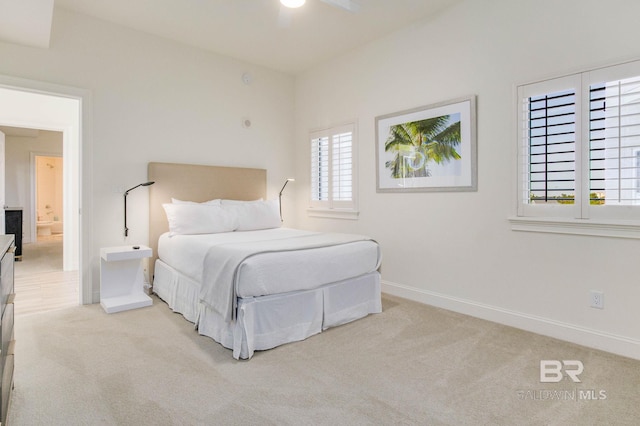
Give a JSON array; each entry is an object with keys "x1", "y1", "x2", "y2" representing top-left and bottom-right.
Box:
[
  {"x1": 332, "y1": 131, "x2": 353, "y2": 206},
  {"x1": 311, "y1": 135, "x2": 329, "y2": 203},
  {"x1": 517, "y1": 74, "x2": 581, "y2": 219},
  {"x1": 588, "y1": 76, "x2": 640, "y2": 207},
  {"x1": 309, "y1": 123, "x2": 357, "y2": 216},
  {"x1": 513, "y1": 59, "x2": 640, "y2": 237},
  {"x1": 527, "y1": 89, "x2": 577, "y2": 205}
]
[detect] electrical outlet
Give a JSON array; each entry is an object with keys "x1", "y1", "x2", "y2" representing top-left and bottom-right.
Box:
[{"x1": 590, "y1": 290, "x2": 604, "y2": 309}]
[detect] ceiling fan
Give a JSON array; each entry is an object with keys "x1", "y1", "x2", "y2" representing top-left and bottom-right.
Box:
[{"x1": 280, "y1": 0, "x2": 360, "y2": 12}]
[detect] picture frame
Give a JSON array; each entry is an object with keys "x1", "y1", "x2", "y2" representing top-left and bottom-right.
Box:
[{"x1": 375, "y1": 95, "x2": 477, "y2": 193}]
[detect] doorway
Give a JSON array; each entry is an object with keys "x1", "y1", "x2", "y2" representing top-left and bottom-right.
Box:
[
  {"x1": 3, "y1": 130, "x2": 75, "y2": 315},
  {"x1": 0, "y1": 76, "x2": 92, "y2": 307}
]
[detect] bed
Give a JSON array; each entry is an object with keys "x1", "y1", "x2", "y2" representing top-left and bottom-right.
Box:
[{"x1": 148, "y1": 162, "x2": 382, "y2": 359}]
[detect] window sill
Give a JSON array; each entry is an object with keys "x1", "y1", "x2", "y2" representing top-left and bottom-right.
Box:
[
  {"x1": 307, "y1": 208, "x2": 359, "y2": 220},
  {"x1": 508, "y1": 216, "x2": 640, "y2": 239}
]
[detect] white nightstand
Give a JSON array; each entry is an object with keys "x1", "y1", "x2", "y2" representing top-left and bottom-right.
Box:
[{"x1": 100, "y1": 245, "x2": 153, "y2": 313}]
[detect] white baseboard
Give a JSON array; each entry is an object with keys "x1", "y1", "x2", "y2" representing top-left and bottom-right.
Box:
[{"x1": 382, "y1": 280, "x2": 640, "y2": 361}]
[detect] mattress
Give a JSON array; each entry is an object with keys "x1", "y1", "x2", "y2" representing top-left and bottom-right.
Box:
[{"x1": 157, "y1": 227, "x2": 381, "y2": 298}]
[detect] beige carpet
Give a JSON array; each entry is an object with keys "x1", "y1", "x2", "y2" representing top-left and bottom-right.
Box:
[{"x1": 8, "y1": 294, "x2": 640, "y2": 425}]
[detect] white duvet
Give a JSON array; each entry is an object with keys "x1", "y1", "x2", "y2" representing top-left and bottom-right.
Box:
[{"x1": 158, "y1": 228, "x2": 381, "y2": 319}]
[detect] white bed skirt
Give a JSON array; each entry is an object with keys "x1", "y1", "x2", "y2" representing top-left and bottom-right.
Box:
[{"x1": 153, "y1": 259, "x2": 381, "y2": 359}]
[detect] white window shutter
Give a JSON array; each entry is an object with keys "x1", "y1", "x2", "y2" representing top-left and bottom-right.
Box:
[
  {"x1": 310, "y1": 123, "x2": 356, "y2": 211},
  {"x1": 311, "y1": 135, "x2": 330, "y2": 207}
]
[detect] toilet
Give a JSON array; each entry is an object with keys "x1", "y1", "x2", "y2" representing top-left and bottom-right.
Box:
[
  {"x1": 37, "y1": 221, "x2": 53, "y2": 236},
  {"x1": 51, "y1": 221, "x2": 63, "y2": 234}
]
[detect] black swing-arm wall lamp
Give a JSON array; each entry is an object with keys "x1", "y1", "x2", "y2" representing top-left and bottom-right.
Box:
[
  {"x1": 279, "y1": 178, "x2": 295, "y2": 221},
  {"x1": 124, "y1": 181, "x2": 155, "y2": 237}
]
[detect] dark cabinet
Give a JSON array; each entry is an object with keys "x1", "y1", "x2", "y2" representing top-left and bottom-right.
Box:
[
  {"x1": 0, "y1": 235, "x2": 15, "y2": 425},
  {"x1": 5, "y1": 209, "x2": 22, "y2": 261}
]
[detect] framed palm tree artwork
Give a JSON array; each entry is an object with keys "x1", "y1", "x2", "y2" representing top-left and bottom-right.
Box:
[{"x1": 375, "y1": 95, "x2": 477, "y2": 192}]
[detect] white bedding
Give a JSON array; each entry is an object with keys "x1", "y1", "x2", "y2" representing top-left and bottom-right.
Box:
[
  {"x1": 157, "y1": 228, "x2": 381, "y2": 303},
  {"x1": 158, "y1": 228, "x2": 317, "y2": 282},
  {"x1": 153, "y1": 259, "x2": 381, "y2": 359}
]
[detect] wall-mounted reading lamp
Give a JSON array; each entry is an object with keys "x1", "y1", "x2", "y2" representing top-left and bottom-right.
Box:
[
  {"x1": 124, "y1": 181, "x2": 155, "y2": 237},
  {"x1": 279, "y1": 178, "x2": 295, "y2": 221}
]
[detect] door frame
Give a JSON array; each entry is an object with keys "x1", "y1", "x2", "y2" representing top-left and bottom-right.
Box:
[{"x1": 0, "y1": 74, "x2": 93, "y2": 304}]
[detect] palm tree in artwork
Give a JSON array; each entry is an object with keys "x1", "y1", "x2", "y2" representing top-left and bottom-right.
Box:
[{"x1": 385, "y1": 114, "x2": 461, "y2": 178}]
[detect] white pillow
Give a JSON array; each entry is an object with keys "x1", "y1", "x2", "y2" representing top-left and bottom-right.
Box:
[
  {"x1": 162, "y1": 203, "x2": 237, "y2": 235},
  {"x1": 172, "y1": 198, "x2": 221, "y2": 205},
  {"x1": 225, "y1": 199, "x2": 281, "y2": 231}
]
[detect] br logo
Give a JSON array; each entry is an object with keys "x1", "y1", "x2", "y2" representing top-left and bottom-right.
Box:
[{"x1": 540, "y1": 360, "x2": 584, "y2": 383}]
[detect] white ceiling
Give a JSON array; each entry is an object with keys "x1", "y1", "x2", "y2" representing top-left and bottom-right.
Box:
[
  {"x1": 53, "y1": 0, "x2": 462, "y2": 75},
  {"x1": 0, "y1": 0, "x2": 53, "y2": 48}
]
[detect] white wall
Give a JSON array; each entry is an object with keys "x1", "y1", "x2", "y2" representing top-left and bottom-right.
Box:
[
  {"x1": 0, "y1": 8, "x2": 296, "y2": 301},
  {"x1": 5, "y1": 130, "x2": 63, "y2": 243},
  {"x1": 294, "y1": 0, "x2": 640, "y2": 359}
]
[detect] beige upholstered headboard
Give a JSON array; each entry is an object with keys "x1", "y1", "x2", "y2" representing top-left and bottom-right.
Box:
[{"x1": 148, "y1": 162, "x2": 267, "y2": 280}]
